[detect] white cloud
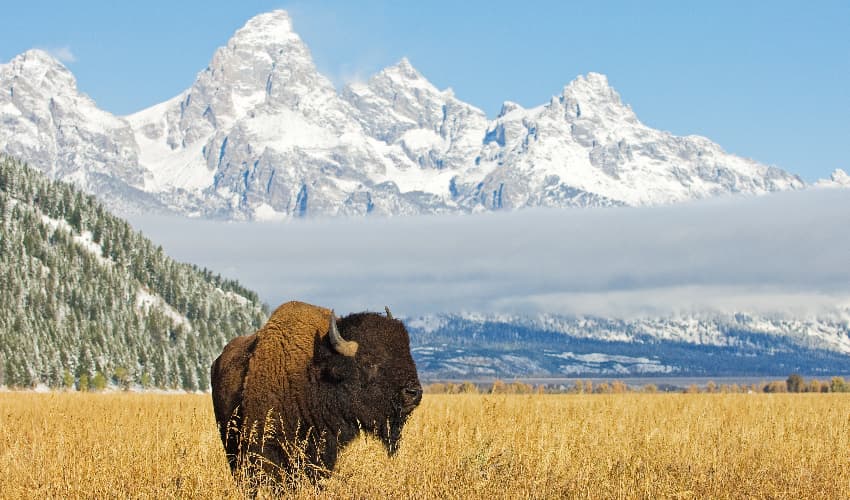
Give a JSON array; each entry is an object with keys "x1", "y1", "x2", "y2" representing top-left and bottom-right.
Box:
[
  {"x1": 129, "y1": 188, "x2": 850, "y2": 319},
  {"x1": 47, "y1": 46, "x2": 76, "y2": 63}
]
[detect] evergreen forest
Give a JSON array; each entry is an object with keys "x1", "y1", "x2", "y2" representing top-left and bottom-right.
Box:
[{"x1": 0, "y1": 156, "x2": 268, "y2": 390}]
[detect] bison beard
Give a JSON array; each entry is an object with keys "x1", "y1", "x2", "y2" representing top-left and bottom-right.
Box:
[{"x1": 210, "y1": 301, "x2": 422, "y2": 489}]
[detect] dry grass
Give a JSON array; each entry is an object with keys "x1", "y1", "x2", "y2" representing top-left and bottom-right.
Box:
[{"x1": 1, "y1": 392, "x2": 848, "y2": 499}]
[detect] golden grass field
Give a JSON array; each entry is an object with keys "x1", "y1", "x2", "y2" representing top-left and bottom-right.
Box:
[{"x1": 1, "y1": 392, "x2": 849, "y2": 499}]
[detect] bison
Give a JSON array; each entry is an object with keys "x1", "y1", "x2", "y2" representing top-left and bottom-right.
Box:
[{"x1": 210, "y1": 301, "x2": 422, "y2": 488}]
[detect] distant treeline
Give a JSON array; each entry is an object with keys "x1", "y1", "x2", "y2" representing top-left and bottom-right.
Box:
[{"x1": 424, "y1": 374, "x2": 850, "y2": 394}]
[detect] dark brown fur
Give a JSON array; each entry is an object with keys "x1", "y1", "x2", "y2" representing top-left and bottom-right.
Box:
[{"x1": 210, "y1": 301, "x2": 422, "y2": 487}]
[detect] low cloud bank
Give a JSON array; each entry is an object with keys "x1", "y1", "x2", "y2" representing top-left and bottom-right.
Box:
[{"x1": 129, "y1": 189, "x2": 850, "y2": 319}]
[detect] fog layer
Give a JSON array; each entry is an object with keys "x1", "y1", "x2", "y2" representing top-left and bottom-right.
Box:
[{"x1": 129, "y1": 189, "x2": 850, "y2": 318}]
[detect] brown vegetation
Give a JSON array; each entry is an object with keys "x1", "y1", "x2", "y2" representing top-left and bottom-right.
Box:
[{"x1": 2, "y1": 391, "x2": 849, "y2": 498}]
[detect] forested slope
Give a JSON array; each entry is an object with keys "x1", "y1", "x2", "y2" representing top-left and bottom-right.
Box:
[{"x1": 0, "y1": 155, "x2": 267, "y2": 389}]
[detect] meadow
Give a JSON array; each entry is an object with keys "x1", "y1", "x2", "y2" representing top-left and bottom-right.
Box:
[{"x1": 1, "y1": 392, "x2": 848, "y2": 499}]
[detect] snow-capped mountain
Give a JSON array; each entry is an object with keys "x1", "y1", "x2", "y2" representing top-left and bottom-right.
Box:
[
  {"x1": 342, "y1": 58, "x2": 489, "y2": 188},
  {"x1": 406, "y1": 310, "x2": 850, "y2": 378},
  {"x1": 455, "y1": 73, "x2": 802, "y2": 210},
  {"x1": 0, "y1": 50, "x2": 169, "y2": 214},
  {"x1": 0, "y1": 10, "x2": 806, "y2": 219},
  {"x1": 816, "y1": 169, "x2": 850, "y2": 189}
]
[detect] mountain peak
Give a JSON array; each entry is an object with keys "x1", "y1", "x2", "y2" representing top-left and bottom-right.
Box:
[
  {"x1": 229, "y1": 9, "x2": 300, "y2": 47},
  {"x1": 556, "y1": 71, "x2": 636, "y2": 123},
  {"x1": 1, "y1": 13, "x2": 806, "y2": 220},
  {"x1": 498, "y1": 101, "x2": 524, "y2": 118},
  {"x1": 562, "y1": 72, "x2": 619, "y2": 102},
  {"x1": 3, "y1": 49, "x2": 77, "y2": 93},
  {"x1": 16, "y1": 49, "x2": 64, "y2": 67},
  {"x1": 584, "y1": 71, "x2": 611, "y2": 87},
  {"x1": 363, "y1": 57, "x2": 445, "y2": 98},
  {"x1": 830, "y1": 168, "x2": 850, "y2": 183},
  {"x1": 141, "y1": 8, "x2": 334, "y2": 149},
  {"x1": 383, "y1": 57, "x2": 425, "y2": 82},
  {"x1": 817, "y1": 168, "x2": 850, "y2": 188},
  {"x1": 218, "y1": 9, "x2": 318, "y2": 80},
  {"x1": 396, "y1": 56, "x2": 416, "y2": 71}
]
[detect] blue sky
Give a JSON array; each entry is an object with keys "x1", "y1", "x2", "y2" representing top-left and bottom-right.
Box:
[{"x1": 1, "y1": 1, "x2": 847, "y2": 182}]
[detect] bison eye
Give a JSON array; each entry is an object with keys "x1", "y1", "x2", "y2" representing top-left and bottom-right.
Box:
[{"x1": 403, "y1": 386, "x2": 422, "y2": 399}]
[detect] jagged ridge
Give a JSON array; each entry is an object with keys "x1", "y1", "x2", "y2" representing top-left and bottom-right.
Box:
[{"x1": 0, "y1": 10, "x2": 809, "y2": 220}]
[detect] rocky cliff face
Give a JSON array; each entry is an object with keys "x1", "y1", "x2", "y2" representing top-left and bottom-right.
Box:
[
  {"x1": 0, "y1": 50, "x2": 168, "y2": 214},
  {"x1": 453, "y1": 73, "x2": 802, "y2": 211},
  {"x1": 0, "y1": 10, "x2": 805, "y2": 219}
]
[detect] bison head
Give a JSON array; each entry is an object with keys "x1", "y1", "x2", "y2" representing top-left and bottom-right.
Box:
[{"x1": 314, "y1": 309, "x2": 422, "y2": 455}]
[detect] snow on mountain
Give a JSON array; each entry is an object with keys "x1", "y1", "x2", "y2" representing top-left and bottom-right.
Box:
[
  {"x1": 126, "y1": 10, "x2": 351, "y2": 192},
  {"x1": 342, "y1": 58, "x2": 489, "y2": 194},
  {"x1": 815, "y1": 168, "x2": 850, "y2": 188},
  {"x1": 459, "y1": 73, "x2": 803, "y2": 210},
  {"x1": 0, "y1": 50, "x2": 173, "y2": 215},
  {"x1": 1, "y1": 10, "x2": 806, "y2": 219},
  {"x1": 416, "y1": 308, "x2": 850, "y2": 355},
  {"x1": 407, "y1": 309, "x2": 850, "y2": 378},
  {"x1": 127, "y1": 10, "x2": 445, "y2": 220}
]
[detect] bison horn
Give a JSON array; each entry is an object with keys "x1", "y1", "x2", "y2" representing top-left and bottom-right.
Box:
[
  {"x1": 385, "y1": 306, "x2": 393, "y2": 320},
  {"x1": 328, "y1": 310, "x2": 358, "y2": 357}
]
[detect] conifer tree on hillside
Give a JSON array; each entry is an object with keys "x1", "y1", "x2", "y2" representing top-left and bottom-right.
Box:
[{"x1": 0, "y1": 155, "x2": 268, "y2": 389}]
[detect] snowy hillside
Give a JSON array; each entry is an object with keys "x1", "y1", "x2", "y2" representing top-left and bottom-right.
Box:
[
  {"x1": 0, "y1": 156, "x2": 266, "y2": 389},
  {"x1": 0, "y1": 10, "x2": 804, "y2": 219}
]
